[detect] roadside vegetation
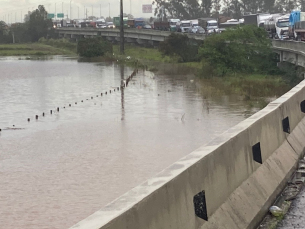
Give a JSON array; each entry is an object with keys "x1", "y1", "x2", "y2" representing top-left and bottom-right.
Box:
[
  {"x1": 0, "y1": 5, "x2": 55, "y2": 44},
  {"x1": 0, "y1": 43, "x2": 75, "y2": 56},
  {"x1": 77, "y1": 37, "x2": 112, "y2": 57}
]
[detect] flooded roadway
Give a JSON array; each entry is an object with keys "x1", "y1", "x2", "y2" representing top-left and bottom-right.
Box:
[{"x1": 0, "y1": 56, "x2": 283, "y2": 229}]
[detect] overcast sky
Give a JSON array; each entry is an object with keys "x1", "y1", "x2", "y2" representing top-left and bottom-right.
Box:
[{"x1": 0, "y1": 0, "x2": 155, "y2": 23}]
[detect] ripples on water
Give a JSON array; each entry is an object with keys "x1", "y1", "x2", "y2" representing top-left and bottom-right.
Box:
[{"x1": 0, "y1": 56, "x2": 264, "y2": 229}]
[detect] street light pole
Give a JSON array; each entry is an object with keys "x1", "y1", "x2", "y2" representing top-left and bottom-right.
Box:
[
  {"x1": 120, "y1": 0, "x2": 124, "y2": 54},
  {"x1": 108, "y1": 3, "x2": 110, "y2": 18},
  {"x1": 70, "y1": 0, "x2": 72, "y2": 19}
]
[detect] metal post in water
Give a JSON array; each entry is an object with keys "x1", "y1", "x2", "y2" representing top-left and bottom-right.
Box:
[{"x1": 120, "y1": 0, "x2": 124, "y2": 54}]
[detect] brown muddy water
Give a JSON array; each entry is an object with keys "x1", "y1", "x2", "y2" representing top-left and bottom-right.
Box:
[{"x1": 0, "y1": 56, "x2": 286, "y2": 229}]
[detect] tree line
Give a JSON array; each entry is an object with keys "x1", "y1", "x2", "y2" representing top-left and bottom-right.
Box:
[
  {"x1": 0, "y1": 5, "x2": 54, "y2": 44},
  {"x1": 153, "y1": 0, "x2": 305, "y2": 20}
]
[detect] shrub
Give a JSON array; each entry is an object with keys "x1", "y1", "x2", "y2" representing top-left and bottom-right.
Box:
[
  {"x1": 77, "y1": 37, "x2": 113, "y2": 57},
  {"x1": 199, "y1": 25, "x2": 274, "y2": 76},
  {"x1": 159, "y1": 33, "x2": 200, "y2": 62}
]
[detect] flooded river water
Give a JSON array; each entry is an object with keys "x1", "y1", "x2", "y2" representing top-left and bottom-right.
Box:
[{"x1": 0, "y1": 56, "x2": 283, "y2": 229}]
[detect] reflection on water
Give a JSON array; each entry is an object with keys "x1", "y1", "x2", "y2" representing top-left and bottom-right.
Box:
[{"x1": 0, "y1": 56, "x2": 283, "y2": 229}]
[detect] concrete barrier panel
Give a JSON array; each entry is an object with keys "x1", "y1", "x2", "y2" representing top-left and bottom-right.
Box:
[{"x1": 70, "y1": 81, "x2": 305, "y2": 229}]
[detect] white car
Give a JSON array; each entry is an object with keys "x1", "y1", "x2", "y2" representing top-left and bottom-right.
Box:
[{"x1": 189, "y1": 26, "x2": 205, "y2": 34}]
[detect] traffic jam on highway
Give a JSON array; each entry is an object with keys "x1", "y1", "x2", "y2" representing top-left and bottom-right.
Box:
[{"x1": 54, "y1": 10, "x2": 305, "y2": 40}]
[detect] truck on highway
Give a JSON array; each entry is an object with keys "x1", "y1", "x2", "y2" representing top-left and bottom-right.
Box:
[
  {"x1": 96, "y1": 18, "x2": 106, "y2": 28},
  {"x1": 154, "y1": 19, "x2": 180, "y2": 31},
  {"x1": 168, "y1": 19, "x2": 180, "y2": 32},
  {"x1": 130, "y1": 18, "x2": 145, "y2": 28},
  {"x1": 198, "y1": 18, "x2": 219, "y2": 34},
  {"x1": 177, "y1": 20, "x2": 192, "y2": 33},
  {"x1": 243, "y1": 13, "x2": 271, "y2": 27},
  {"x1": 289, "y1": 10, "x2": 305, "y2": 41},
  {"x1": 113, "y1": 17, "x2": 128, "y2": 28},
  {"x1": 264, "y1": 14, "x2": 290, "y2": 39},
  {"x1": 154, "y1": 21, "x2": 170, "y2": 31}
]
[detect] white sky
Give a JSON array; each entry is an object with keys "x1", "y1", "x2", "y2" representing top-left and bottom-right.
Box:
[{"x1": 0, "y1": 0, "x2": 155, "y2": 23}]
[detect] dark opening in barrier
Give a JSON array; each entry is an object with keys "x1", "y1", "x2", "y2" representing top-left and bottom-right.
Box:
[
  {"x1": 193, "y1": 191, "x2": 208, "y2": 221},
  {"x1": 252, "y1": 142, "x2": 262, "y2": 164},
  {"x1": 282, "y1": 116, "x2": 290, "y2": 133},
  {"x1": 301, "y1": 100, "x2": 305, "y2": 113}
]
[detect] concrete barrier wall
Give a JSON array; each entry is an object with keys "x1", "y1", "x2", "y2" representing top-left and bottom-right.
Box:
[
  {"x1": 272, "y1": 40, "x2": 305, "y2": 68},
  {"x1": 56, "y1": 28, "x2": 206, "y2": 42},
  {"x1": 70, "y1": 81, "x2": 305, "y2": 229}
]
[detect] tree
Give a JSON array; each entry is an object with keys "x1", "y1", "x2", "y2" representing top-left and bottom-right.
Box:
[
  {"x1": 123, "y1": 13, "x2": 134, "y2": 19},
  {"x1": 77, "y1": 37, "x2": 113, "y2": 57},
  {"x1": 201, "y1": 0, "x2": 213, "y2": 17},
  {"x1": 298, "y1": 0, "x2": 305, "y2": 11},
  {"x1": 159, "y1": 33, "x2": 200, "y2": 62},
  {"x1": 199, "y1": 25, "x2": 273, "y2": 76},
  {"x1": 10, "y1": 23, "x2": 31, "y2": 43},
  {"x1": 105, "y1": 17, "x2": 112, "y2": 22},
  {"x1": 0, "y1": 21, "x2": 7, "y2": 33},
  {"x1": 273, "y1": 0, "x2": 297, "y2": 13},
  {"x1": 211, "y1": 0, "x2": 221, "y2": 18},
  {"x1": 262, "y1": 0, "x2": 276, "y2": 13},
  {"x1": 0, "y1": 21, "x2": 10, "y2": 43},
  {"x1": 153, "y1": 0, "x2": 210, "y2": 20},
  {"x1": 27, "y1": 5, "x2": 53, "y2": 42}
]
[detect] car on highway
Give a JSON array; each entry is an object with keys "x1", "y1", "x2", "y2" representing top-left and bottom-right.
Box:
[
  {"x1": 143, "y1": 24, "x2": 152, "y2": 29},
  {"x1": 106, "y1": 22, "x2": 115, "y2": 28},
  {"x1": 189, "y1": 26, "x2": 205, "y2": 34}
]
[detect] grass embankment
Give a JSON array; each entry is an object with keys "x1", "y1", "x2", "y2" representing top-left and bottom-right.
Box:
[
  {"x1": 112, "y1": 44, "x2": 291, "y2": 97},
  {"x1": 0, "y1": 39, "x2": 76, "y2": 56}
]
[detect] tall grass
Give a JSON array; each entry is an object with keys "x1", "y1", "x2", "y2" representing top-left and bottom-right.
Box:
[{"x1": 38, "y1": 38, "x2": 77, "y2": 53}]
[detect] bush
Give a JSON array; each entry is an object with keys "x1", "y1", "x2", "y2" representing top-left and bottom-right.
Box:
[
  {"x1": 159, "y1": 33, "x2": 200, "y2": 62},
  {"x1": 199, "y1": 25, "x2": 274, "y2": 76},
  {"x1": 77, "y1": 37, "x2": 113, "y2": 57}
]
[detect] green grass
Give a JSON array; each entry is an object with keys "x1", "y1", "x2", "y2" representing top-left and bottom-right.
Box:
[
  {"x1": 0, "y1": 43, "x2": 76, "y2": 56},
  {"x1": 113, "y1": 44, "x2": 177, "y2": 63}
]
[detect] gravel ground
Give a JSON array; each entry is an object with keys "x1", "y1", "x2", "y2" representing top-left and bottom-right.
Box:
[{"x1": 277, "y1": 186, "x2": 305, "y2": 229}]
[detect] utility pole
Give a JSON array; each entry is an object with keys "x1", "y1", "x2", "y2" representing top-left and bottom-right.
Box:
[
  {"x1": 109, "y1": 3, "x2": 110, "y2": 18},
  {"x1": 70, "y1": 0, "x2": 72, "y2": 19},
  {"x1": 120, "y1": 0, "x2": 124, "y2": 54},
  {"x1": 55, "y1": 3, "x2": 57, "y2": 20},
  {"x1": 100, "y1": 4, "x2": 101, "y2": 18},
  {"x1": 62, "y1": 2, "x2": 63, "y2": 15}
]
